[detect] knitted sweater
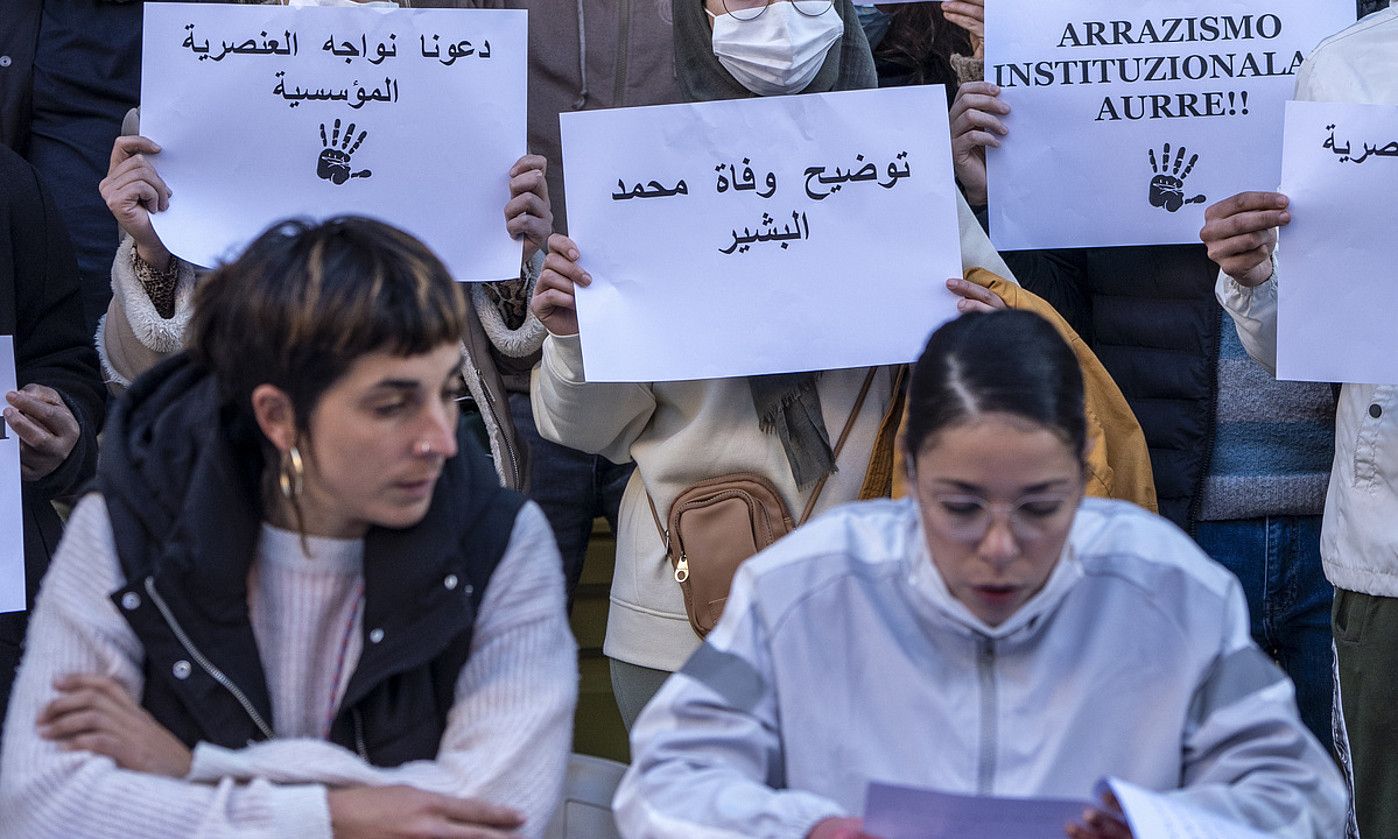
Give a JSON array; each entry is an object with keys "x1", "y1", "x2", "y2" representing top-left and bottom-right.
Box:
[
  {"x1": 0, "y1": 496, "x2": 576, "y2": 839},
  {"x1": 1197, "y1": 311, "x2": 1334, "y2": 521}
]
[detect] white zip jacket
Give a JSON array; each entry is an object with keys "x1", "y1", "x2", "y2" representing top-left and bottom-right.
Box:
[
  {"x1": 614, "y1": 498, "x2": 1346, "y2": 839},
  {"x1": 1216, "y1": 7, "x2": 1398, "y2": 597}
]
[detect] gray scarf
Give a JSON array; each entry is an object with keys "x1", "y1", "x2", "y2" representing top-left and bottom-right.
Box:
[{"x1": 672, "y1": 0, "x2": 876, "y2": 487}]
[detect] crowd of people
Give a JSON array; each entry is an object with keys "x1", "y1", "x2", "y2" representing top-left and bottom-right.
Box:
[{"x1": 0, "y1": 0, "x2": 1392, "y2": 837}]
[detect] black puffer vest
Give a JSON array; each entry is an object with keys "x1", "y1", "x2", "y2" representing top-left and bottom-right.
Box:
[
  {"x1": 1003, "y1": 244, "x2": 1220, "y2": 530},
  {"x1": 98, "y1": 355, "x2": 524, "y2": 767}
]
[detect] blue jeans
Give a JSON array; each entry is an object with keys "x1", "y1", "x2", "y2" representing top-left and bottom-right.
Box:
[
  {"x1": 509, "y1": 392, "x2": 633, "y2": 603},
  {"x1": 1194, "y1": 516, "x2": 1334, "y2": 747}
]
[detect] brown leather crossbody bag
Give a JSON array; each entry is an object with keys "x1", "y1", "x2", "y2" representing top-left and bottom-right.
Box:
[{"x1": 646, "y1": 369, "x2": 876, "y2": 637}]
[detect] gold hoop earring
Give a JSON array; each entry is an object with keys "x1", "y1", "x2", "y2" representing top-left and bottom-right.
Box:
[{"x1": 279, "y1": 445, "x2": 304, "y2": 501}]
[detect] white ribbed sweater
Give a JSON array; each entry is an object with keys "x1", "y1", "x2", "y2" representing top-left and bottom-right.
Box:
[{"x1": 0, "y1": 497, "x2": 577, "y2": 838}]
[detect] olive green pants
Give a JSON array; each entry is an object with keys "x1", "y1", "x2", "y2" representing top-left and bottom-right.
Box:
[{"x1": 1333, "y1": 586, "x2": 1398, "y2": 839}]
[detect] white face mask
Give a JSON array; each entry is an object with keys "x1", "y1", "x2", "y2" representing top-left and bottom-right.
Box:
[{"x1": 709, "y1": 3, "x2": 843, "y2": 96}]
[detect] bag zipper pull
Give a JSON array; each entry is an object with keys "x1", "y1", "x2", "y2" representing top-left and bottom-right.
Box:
[{"x1": 674, "y1": 552, "x2": 689, "y2": 583}]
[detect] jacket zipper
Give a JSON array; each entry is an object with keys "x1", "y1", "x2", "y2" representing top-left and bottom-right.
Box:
[
  {"x1": 144, "y1": 577, "x2": 275, "y2": 740},
  {"x1": 975, "y1": 635, "x2": 998, "y2": 795},
  {"x1": 461, "y1": 345, "x2": 522, "y2": 489},
  {"x1": 614, "y1": 0, "x2": 631, "y2": 106},
  {"x1": 353, "y1": 708, "x2": 369, "y2": 760},
  {"x1": 476, "y1": 379, "x2": 521, "y2": 489}
]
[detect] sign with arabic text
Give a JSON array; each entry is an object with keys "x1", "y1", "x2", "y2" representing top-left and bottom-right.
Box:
[
  {"x1": 560, "y1": 86, "x2": 963, "y2": 382},
  {"x1": 141, "y1": 3, "x2": 526, "y2": 281},
  {"x1": 985, "y1": 0, "x2": 1351, "y2": 250},
  {"x1": 1277, "y1": 101, "x2": 1398, "y2": 383}
]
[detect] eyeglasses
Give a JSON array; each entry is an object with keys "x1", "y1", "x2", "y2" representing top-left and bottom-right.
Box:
[
  {"x1": 720, "y1": 0, "x2": 834, "y2": 22},
  {"x1": 925, "y1": 493, "x2": 1077, "y2": 544}
]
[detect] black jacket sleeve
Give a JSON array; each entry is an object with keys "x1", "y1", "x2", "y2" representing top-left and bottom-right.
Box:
[{"x1": 3, "y1": 145, "x2": 105, "y2": 503}]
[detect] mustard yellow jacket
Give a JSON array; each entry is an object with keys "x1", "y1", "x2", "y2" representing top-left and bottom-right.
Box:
[{"x1": 882, "y1": 269, "x2": 1158, "y2": 513}]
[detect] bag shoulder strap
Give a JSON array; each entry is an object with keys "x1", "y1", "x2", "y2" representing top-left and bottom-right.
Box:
[
  {"x1": 646, "y1": 491, "x2": 668, "y2": 551},
  {"x1": 798, "y1": 367, "x2": 877, "y2": 524}
]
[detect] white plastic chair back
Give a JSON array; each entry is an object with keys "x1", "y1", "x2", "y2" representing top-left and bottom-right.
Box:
[{"x1": 543, "y1": 753, "x2": 628, "y2": 839}]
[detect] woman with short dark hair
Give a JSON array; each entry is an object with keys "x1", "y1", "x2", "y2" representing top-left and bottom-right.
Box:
[
  {"x1": 612, "y1": 311, "x2": 1345, "y2": 839},
  {"x1": 0, "y1": 217, "x2": 576, "y2": 839}
]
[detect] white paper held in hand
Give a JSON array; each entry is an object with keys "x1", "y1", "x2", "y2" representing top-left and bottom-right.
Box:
[
  {"x1": 863, "y1": 777, "x2": 1274, "y2": 838},
  {"x1": 1276, "y1": 100, "x2": 1398, "y2": 384},
  {"x1": 560, "y1": 85, "x2": 964, "y2": 382},
  {"x1": 140, "y1": 3, "x2": 527, "y2": 281},
  {"x1": 0, "y1": 336, "x2": 24, "y2": 614},
  {"x1": 984, "y1": 0, "x2": 1351, "y2": 250}
]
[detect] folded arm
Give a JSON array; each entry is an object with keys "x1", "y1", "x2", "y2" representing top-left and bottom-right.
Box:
[
  {"x1": 181, "y1": 503, "x2": 577, "y2": 838},
  {"x1": 0, "y1": 496, "x2": 331, "y2": 838}
]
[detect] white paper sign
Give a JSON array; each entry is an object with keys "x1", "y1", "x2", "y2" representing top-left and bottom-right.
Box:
[
  {"x1": 141, "y1": 3, "x2": 526, "y2": 281},
  {"x1": 863, "y1": 778, "x2": 1271, "y2": 839},
  {"x1": 1276, "y1": 101, "x2": 1398, "y2": 384},
  {"x1": 1102, "y1": 778, "x2": 1271, "y2": 839},
  {"x1": 560, "y1": 86, "x2": 963, "y2": 382},
  {"x1": 985, "y1": 0, "x2": 1351, "y2": 250},
  {"x1": 864, "y1": 783, "x2": 1089, "y2": 838},
  {"x1": 0, "y1": 337, "x2": 23, "y2": 615}
]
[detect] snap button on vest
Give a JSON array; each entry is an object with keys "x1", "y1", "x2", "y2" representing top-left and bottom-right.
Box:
[
  {"x1": 121, "y1": 592, "x2": 141, "y2": 611},
  {"x1": 172, "y1": 660, "x2": 192, "y2": 680},
  {"x1": 369, "y1": 628, "x2": 385, "y2": 644},
  {"x1": 1370, "y1": 404, "x2": 1383, "y2": 419},
  {"x1": 444, "y1": 574, "x2": 459, "y2": 590}
]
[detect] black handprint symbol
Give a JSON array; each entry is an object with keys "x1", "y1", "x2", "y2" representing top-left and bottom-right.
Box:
[
  {"x1": 317, "y1": 120, "x2": 372, "y2": 185},
  {"x1": 1147, "y1": 143, "x2": 1206, "y2": 213}
]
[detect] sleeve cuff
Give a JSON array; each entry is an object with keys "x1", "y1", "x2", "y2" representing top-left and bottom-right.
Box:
[
  {"x1": 1215, "y1": 266, "x2": 1277, "y2": 319},
  {"x1": 787, "y1": 796, "x2": 849, "y2": 839},
  {"x1": 541, "y1": 333, "x2": 587, "y2": 384},
  {"x1": 247, "y1": 781, "x2": 333, "y2": 838},
  {"x1": 110, "y1": 235, "x2": 198, "y2": 354},
  {"x1": 187, "y1": 742, "x2": 244, "y2": 783}
]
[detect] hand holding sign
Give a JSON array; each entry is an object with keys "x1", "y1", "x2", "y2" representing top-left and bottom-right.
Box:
[
  {"x1": 948, "y1": 277, "x2": 1008, "y2": 314},
  {"x1": 1200, "y1": 191, "x2": 1289, "y2": 287},
  {"x1": 1065, "y1": 792, "x2": 1133, "y2": 839},
  {"x1": 3, "y1": 385, "x2": 80, "y2": 482},
  {"x1": 942, "y1": 0, "x2": 986, "y2": 58},
  {"x1": 505, "y1": 154, "x2": 553, "y2": 261},
  {"x1": 100, "y1": 136, "x2": 174, "y2": 269},
  {"x1": 949, "y1": 81, "x2": 1010, "y2": 207},
  {"x1": 530, "y1": 234, "x2": 590, "y2": 337},
  {"x1": 806, "y1": 817, "x2": 872, "y2": 839}
]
